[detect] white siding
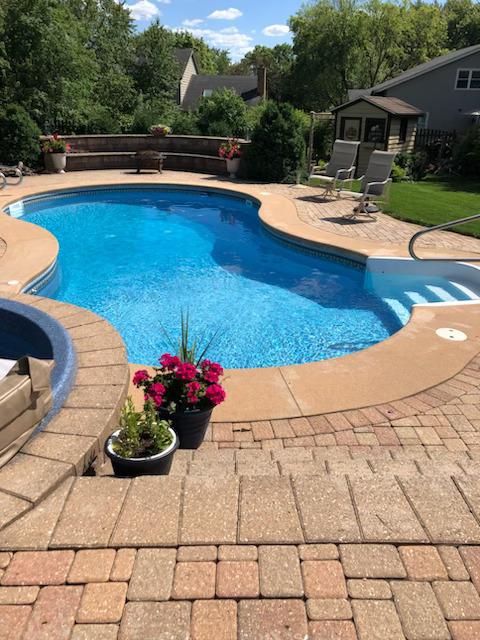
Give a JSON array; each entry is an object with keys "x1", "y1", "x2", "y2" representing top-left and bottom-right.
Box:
[{"x1": 179, "y1": 56, "x2": 198, "y2": 104}]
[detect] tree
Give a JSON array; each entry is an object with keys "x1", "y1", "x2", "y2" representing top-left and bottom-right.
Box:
[
  {"x1": 444, "y1": 0, "x2": 480, "y2": 49},
  {"x1": 247, "y1": 101, "x2": 306, "y2": 182},
  {"x1": 230, "y1": 44, "x2": 295, "y2": 101},
  {"x1": 132, "y1": 21, "x2": 178, "y2": 102},
  {"x1": 197, "y1": 88, "x2": 248, "y2": 137}
]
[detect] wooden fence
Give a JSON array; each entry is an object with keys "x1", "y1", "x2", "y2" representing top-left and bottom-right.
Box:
[{"x1": 414, "y1": 128, "x2": 457, "y2": 158}]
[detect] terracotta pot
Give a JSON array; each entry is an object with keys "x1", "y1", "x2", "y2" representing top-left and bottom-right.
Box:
[
  {"x1": 226, "y1": 157, "x2": 241, "y2": 178},
  {"x1": 105, "y1": 428, "x2": 178, "y2": 477},
  {"x1": 44, "y1": 153, "x2": 67, "y2": 174}
]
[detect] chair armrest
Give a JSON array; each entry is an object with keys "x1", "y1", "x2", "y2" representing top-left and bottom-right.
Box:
[
  {"x1": 363, "y1": 178, "x2": 391, "y2": 195},
  {"x1": 0, "y1": 173, "x2": 6, "y2": 190}
]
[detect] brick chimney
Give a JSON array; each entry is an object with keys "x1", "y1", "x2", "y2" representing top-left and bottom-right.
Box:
[{"x1": 257, "y1": 66, "x2": 267, "y2": 100}]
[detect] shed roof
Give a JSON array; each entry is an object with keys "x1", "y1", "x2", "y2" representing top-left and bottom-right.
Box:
[{"x1": 332, "y1": 95, "x2": 424, "y2": 116}]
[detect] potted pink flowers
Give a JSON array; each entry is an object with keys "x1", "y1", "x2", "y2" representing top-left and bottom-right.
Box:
[
  {"x1": 218, "y1": 138, "x2": 242, "y2": 178},
  {"x1": 133, "y1": 315, "x2": 226, "y2": 449},
  {"x1": 41, "y1": 132, "x2": 72, "y2": 173}
]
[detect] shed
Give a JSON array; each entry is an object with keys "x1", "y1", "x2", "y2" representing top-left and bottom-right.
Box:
[{"x1": 331, "y1": 95, "x2": 424, "y2": 175}]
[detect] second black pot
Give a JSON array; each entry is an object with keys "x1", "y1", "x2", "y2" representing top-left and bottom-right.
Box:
[{"x1": 159, "y1": 407, "x2": 213, "y2": 449}]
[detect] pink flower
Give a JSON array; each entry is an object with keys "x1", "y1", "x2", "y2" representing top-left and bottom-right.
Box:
[
  {"x1": 153, "y1": 394, "x2": 164, "y2": 408},
  {"x1": 205, "y1": 383, "x2": 226, "y2": 405},
  {"x1": 187, "y1": 381, "x2": 201, "y2": 394},
  {"x1": 201, "y1": 360, "x2": 224, "y2": 383},
  {"x1": 133, "y1": 370, "x2": 150, "y2": 386},
  {"x1": 176, "y1": 363, "x2": 198, "y2": 381},
  {"x1": 204, "y1": 370, "x2": 219, "y2": 383},
  {"x1": 151, "y1": 382, "x2": 166, "y2": 396},
  {"x1": 159, "y1": 353, "x2": 181, "y2": 370}
]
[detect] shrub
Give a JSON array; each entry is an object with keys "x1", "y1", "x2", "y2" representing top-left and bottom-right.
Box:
[
  {"x1": 80, "y1": 105, "x2": 122, "y2": 134},
  {"x1": 171, "y1": 110, "x2": 201, "y2": 136},
  {"x1": 247, "y1": 101, "x2": 306, "y2": 182},
  {"x1": 453, "y1": 125, "x2": 480, "y2": 177},
  {"x1": 197, "y1": 88, "x2": 248, "y2": 138},
  {"x1": 0, "y1": 103, "x2": 41, "y2": 168},
  {"x1": 408, "y1": 151, "x2": 429, "y2": 181},
  {"x1": 391, "y1": 162, "x2": 407, "y2": 182},
  {"x1": 130, "y1": 96, "x2": 177, "y2": 134},
  {"x1": 112, "y1": 398, "x2": 173, "y2": 459}
]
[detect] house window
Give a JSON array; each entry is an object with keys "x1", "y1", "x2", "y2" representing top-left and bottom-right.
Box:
[
  {"x1": 399, "y1": 118, "x2": 408, "y2": 143},
  {"x1": 202, "y1": 89, "x2": 213, "y2": 98},
  {"x1": 455, "y1": 69, "x2": 480, "y2": 90},
  {"x1": 417, "y1": 112, "x2": 429, "y2": 129},
  {"x1": 364, "y1": 118, "x2": 386, "y2": 143}
]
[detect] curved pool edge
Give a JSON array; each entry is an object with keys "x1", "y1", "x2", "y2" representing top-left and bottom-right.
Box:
[{"x1": 1, "y1": 176, "x2": 480, "y2": 424}]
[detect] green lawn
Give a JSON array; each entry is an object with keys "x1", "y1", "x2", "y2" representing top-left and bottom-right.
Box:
[
  {"x1": 309, "y1": 175, "x2": 480, "y2": 238},
  {"x1": 385, "y1": 176, "x2": 480, "y2": 238}
]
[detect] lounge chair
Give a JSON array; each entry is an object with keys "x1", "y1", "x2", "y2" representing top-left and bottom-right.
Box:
[
  {"x1": 343, "y1": 150, "x2": 396, "y2": 219},
  {"x1": 309, "y1": 140, "x2": 360, "y2": 199},
  {"x1": 0, "y1": 162, "x2": 24, "y2": 190},
  {"x1": 0, "y1": 356, "x2": 53, "y2": 467}
]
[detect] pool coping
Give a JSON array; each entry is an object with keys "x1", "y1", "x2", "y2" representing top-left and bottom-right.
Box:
[{"x1": 1, "y1": 176, "x2": 480, "y2": 424}]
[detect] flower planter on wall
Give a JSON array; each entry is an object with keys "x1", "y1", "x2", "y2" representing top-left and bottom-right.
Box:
[
  {"x1": 44, "y1": 153, "x2": 67, "y2": 174},
  {"x1": 226, "y1": 157, "x2": 241, "y2": 178}
]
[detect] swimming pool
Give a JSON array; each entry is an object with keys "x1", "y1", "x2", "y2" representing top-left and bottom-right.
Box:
[{"x1": 10, "y1": 186, "x2": 478, "y2": 368}]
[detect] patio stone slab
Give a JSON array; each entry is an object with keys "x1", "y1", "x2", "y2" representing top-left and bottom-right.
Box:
[
  {"x1": 0, "y1": 453, "x2": 73, "y2": 503},
  {"x1": 399, "y1": 546, "x2": 449, "y2": 581},
  {"x1": 301, "y1": 561, "x2": 348, "y2": 599},
  {"x1": 399, "y1": 477, "x2": 480, "y2": 543},
  {"x1": 306, "y1": 599, "x2": 352, "y2": 621},
  {"x1": 44, "y1": 408, "x2": 117, "y2": 439},
  {"x1": 216, "y1": 561, "x2": 260, "y2": 598},
  {"x1": 293, "y1": 476, "x2": 361, "y2": 542},
  {"x1": 67, "y1": 549, "x2": 116, "y2": 583},
  {"x1": 77, "y1": 348, "x2": 127, "y2": 367},
  {"x1": 347, "y1": 579, "x2": 392, "y2": 600},
  {"x1": 391, "y1": 581, "x2": 450, "y2": 640},
  {"x1": 340, "y1": 545, "x2": 406, "y2": 579},
  {"x1": 64, "y1": 385, "x2": 125, "y2": 410},
  {"x1": 76, "y1": 582, "x2": 127, "y2": 623},
  {"x1": 191, "y1": 600, "x2": 237, "y2": 640},
  {"x1": 171, "y1": 561, "x2": 216, "y2": 600},
  {"x1": 1, "y1": 551, "x2": 74, "y2": 585},
  {"x1": 110, "y1": 549, "x2": 136, "y2": 582},
  {"x1": 0, "y1": 586, "x2": 39, "y2": 604},
  {"x1": 50, "y1": 478, "x2": 130, "y2": 548},
  {"x1": 0, "y1": 479, "x2": 73, "y2": 550},
  {"x1": 22, "y1": 585, "x2": 82, "y2": 640},
  {"x1": 349, "y1": 476, "x2": 428, "y2": 543},
  {"x1": 127, "y1": 548, "x2": 176, "y2": 601},
  {"x1": 0, "y1": 490, "x2": 30, "y2": 530},
  {"x1": 119, "y1": 601, "x2": 191, "y2": 640},
  {"x1": 75, "y1": 365, "x2": 129, "y2": 387},
  {"x1": 180, "y1": 477, "x2": 239, "y2": 544},
  {"x1": 71, "y1": 624, "x2": 119, "y2": 640},
  {"x1": 110, "y1": 477, "x2": 182, "y2": 546},
  {"x1": 238, "y1": 599, "x2": 308, "y2": 640},
  {"x1": 239, "y1": 477, "x2": 303, "y2": 544},
  {"x1": 433, "y1": 581, "x2": 480, "y2": 620},
  {"x1": 258, "y1": 545, "x2": 303, "y2": 597},
  {"x1": 21, "y1": 432, "x2": 97, "y2": 474},
  {"x1": 0, "y1": 604, "x2": 31, "y2": 640},
  {"x1": 352, "y1": 600, "x2": 405, "y2": 640},
  {"x1": 308, "y1": 620, "x2": 357, "y2": 639}
]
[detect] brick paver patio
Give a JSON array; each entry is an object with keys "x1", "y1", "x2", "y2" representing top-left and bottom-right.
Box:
[{"x1": 2, "y1": 171, "x2": 480, "y2": 638}]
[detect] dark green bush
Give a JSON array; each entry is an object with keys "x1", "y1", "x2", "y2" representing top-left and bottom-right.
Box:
[
  {"x1": 130, "y1": 96, "x2": 177, "y2": 134},
  {"x1": 171, "y1": 110, "x2": 201, "y2": 136},
  {"x1": 0, "y1": 103, "x2": 41, "y2": 168},
  {"x1": 453, "y1": 125, "x2": 480, "y2": 177},
  {"x1": 197, "y1": 88, "x2": 248, "y2": 137},
  {"x1": 247, "y1": 101, "x2": 306, "y2": 182},
  {"x1": 391, "y1": 162, "x2": 407, "y2": 182}
]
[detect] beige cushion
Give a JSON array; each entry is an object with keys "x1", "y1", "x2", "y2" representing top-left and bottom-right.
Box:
[{"x1": 0, "y1": 357, "x2": 53, "y2": 468}]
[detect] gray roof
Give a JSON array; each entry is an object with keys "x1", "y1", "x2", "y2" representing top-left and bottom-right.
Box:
[
  {"x1": 182, "y1": 75, "x2": 260, "y2": 109},
  {"x1": 347, "y1": 89, "x2": 370, "y2": 101},
  {"x1": 370, "y1": 44, "x2": 480, "y2": 93},
  {"x1": 173, "y1": 48, "x2": 199, "y2": 77},
  {"x1": 333, "y1": 95, "x2": 424, "y2": 116}
]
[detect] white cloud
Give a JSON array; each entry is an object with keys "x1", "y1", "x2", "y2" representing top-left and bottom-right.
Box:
[
  {"x1": 127, "y1": 0, "x2": 161, "y2": 20},
  {"x1": 182, "y1": 18, "x2": 204, "y2": 26},
  {"x1": 177, "y1": 26, "x2": 253, "y2": 59},
  {"x1": 262, "y1": 24, "x2": 290, "y2": 36},
  {"x1": 208, "y1": 8, "x2": 243, "y2": 20}
]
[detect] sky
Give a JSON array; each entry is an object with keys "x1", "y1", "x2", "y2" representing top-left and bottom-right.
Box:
[{"x1": 120, "y1": 0, "x2": 299, "y2": 60}]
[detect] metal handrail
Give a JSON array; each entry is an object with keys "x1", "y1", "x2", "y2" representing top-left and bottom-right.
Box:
[{"x1": 408, "y1": 213, "x2": 480, "y2": 262}]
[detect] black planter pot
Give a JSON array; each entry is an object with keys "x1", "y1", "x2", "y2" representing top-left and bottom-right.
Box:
[
  {"x1": 159, "y1": 407, "x2": 213, "y2": 449},
  {"x1": 105, "y1": 428, "x2": 178, "y2": 477}
]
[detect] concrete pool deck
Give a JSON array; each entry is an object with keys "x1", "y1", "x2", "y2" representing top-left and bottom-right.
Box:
[{"x1": 2, "y1": 171, "x2": 480, "y2": 639}]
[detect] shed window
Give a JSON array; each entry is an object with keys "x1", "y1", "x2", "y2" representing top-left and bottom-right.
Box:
[
  {"x1": 455, "y1": 69, "x2": 480, "y2": 90},
  {"x1": 202, "y1": 89, "x2": 213, "y2": 98},
  {"x1": 399, "y1": 118, "x2": 408, "y2": 143},
  {"x1": 364, "y1": 118, "x2": 386, "y2": 143}
]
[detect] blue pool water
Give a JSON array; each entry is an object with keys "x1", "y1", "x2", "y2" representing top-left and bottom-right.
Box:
[{"x1": 16, "y1": 188, "x2": 415, "y2": 367}]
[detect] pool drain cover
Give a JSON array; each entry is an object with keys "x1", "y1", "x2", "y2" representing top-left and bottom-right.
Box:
[{"x1": 436, "y1": 327, "x2": 467, "y2": 342}]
